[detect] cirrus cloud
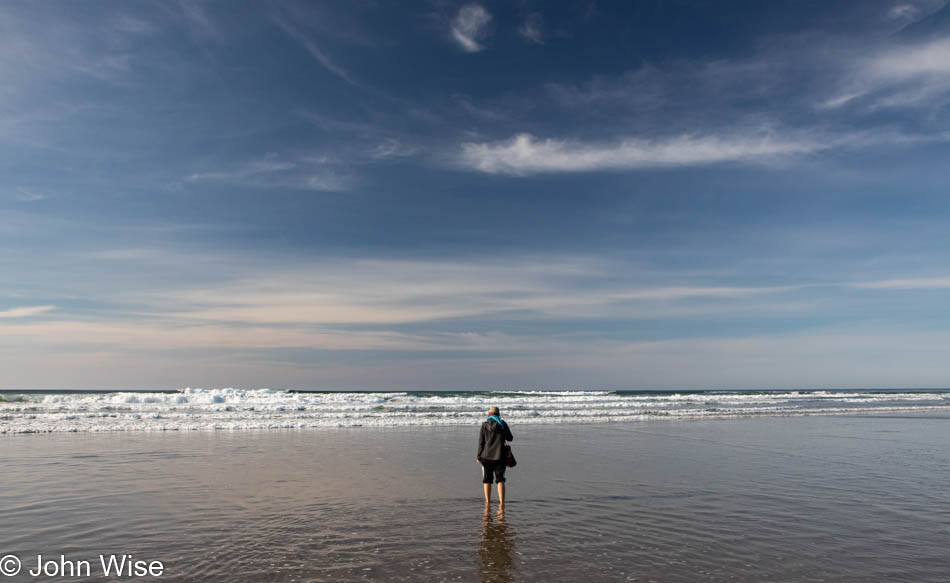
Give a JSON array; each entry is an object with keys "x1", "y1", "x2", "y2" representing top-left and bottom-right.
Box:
[
  {"x1": 0, "y1": 305, "x2": 56, "y2": 319},
  {"x1": 519, "y1": 13, "x2": 544, "y2": 45},
  {"x1": 821, "y1": 36, "x2": 950, "y2": 110},
  {"x1": 451, "y1": 4, "x2": 492, "y2": 53},
  {"x1": 458, "y1": 131, "x2": 828, "y2": 175}
]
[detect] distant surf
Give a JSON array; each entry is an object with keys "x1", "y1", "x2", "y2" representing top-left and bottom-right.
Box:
[{"x1": 2, "y1": 388, "x2": 949, "y2": 434}]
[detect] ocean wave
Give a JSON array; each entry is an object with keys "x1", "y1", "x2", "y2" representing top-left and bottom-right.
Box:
[{"x1": 2, "y1": 388, "x2": 949, "y2": 434}]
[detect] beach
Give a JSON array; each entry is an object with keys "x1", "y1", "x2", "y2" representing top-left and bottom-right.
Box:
[
  {"x1": 6, "y1": 1, "x2": 950, "y2": 580},
  {"x1": 3, "y1": 406, "x2": 949, "y2": 582}
]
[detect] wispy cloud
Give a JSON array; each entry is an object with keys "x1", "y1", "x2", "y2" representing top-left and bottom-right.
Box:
[
  {"x1": 178, "y1": 0, "x2": 221, "y2": 41},
  {"x1": 451, "y1": 4, "x2": 492, "y2": 53},
  {"x1": 888, "y1": 4, "x2": 923, "y2": 22},
  {"x1": 15, "y1": 187, "x2": 45, "y2": 201},
  {"x1": 456, "y1": 96, "x2": 507, "y2": 120},
  {"x1": 369, "y1": 138, "x2": 420, "y2": 159},
  {"x1": 144, "y1": 256, "x2": 806, "y2": 327},
  {"x1": 822, "y1": 36, "x2": 950, "y2": 111},
  {"x1": 545, "y1": 57, "x2": 778, "y2": 113},
  {"x1": 4, "y1": 251, "x2": 795, "y2": 358},
  {"x1": 187, "y1": 154, "x2": 296, "y2": 182},
  {"x1": 0, "y1": 5, "x2": 141, "y2": 93},
  {"x1": 534, "y1": 25, "x2": 950, "y2": 151},
  {"x1": 10, "y1": 240, "x2": 950, "y2": 388},
  {"x1": 273, "y1": 17, "x2": 361, "y2": 87},
  {"x1": 518, "y1": 12, "x2": 544, "y2": 45},
  {"x1": 853, "y1": 276, "x2": 950, "y2": 289},
  {"x1": 1, "y1": 253, "x2": 805, "y2": 360},
  {"x1": 0, "y1": 305, "x2": 55, "y2": 319},
  {"x1": 870, "y1": 37, "x2": 950, "y2": 78},
  {"x1": 186, "y1": 154, "x2": 349, "y2": 191},
  {"x1": 605, "y1": 285, "x2": 798, "y2": 302},
  {"x1": 458, "y1": 131, "x2": 828, "y2": 175},
  {"x1": 1, "y1": 319, "x2": 432, "y2": 352}
]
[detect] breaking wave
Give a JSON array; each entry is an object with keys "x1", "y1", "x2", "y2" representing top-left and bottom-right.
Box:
[{"x1": 2, "y1": 388, "x2": 950, "y2": 434}]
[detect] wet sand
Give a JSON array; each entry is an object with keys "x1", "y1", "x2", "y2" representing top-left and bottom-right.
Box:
[{"x1": 3, "y1": 414, "x2": 950, "y2": 581}]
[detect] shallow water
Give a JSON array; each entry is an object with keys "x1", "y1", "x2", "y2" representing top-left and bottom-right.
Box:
[{"x1": 2, "y1": 415, "x2": 950, "y2": 581}]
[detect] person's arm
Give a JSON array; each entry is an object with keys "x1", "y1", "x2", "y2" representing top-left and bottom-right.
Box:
[
  {"x1": 477, "y1": 424, "x2": 485, "y2": 462},
  {"x1": 505, "y1": 423, "x2": 513, "y2": 442}
]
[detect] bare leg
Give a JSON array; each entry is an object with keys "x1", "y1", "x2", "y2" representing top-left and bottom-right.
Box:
[
  {"x1": 497, "y1": 482, "x2": 505, "y2": 507},
  {"x1": 483, "y1": 482, "x2": 492, "y2": 505}
]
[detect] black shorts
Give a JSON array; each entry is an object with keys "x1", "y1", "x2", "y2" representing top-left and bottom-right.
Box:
[{"x1": 480, "y1": 459, "x2": 507, "y2": 484}]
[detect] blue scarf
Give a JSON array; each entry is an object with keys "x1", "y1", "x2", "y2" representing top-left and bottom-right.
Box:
[{"x1": 486, "y1": 415, "x2": 505, "y2": 428}]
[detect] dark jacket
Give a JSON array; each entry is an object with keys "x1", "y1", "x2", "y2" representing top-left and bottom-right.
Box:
[{"x1": 477, "y1": 418, "x2": 513, "y2": 461}]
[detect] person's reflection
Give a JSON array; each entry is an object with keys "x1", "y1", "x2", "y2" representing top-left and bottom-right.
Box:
[{"x1": 478, "y1": 507, "x2": 516, "y2": 583}]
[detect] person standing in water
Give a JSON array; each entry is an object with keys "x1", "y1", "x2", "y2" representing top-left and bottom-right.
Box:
[{"x1": 477, "y1": 406, "x2": 514, "y2": 507}]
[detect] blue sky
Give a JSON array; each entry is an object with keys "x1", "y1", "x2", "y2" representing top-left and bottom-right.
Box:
[{"x1": 3, "y1": 0, "x2": 950, "y2": 390}]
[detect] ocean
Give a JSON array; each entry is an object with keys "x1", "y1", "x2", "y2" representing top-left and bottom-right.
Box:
[{"x1": 3, "y1": 390, "x2": 950, "y2": 581}]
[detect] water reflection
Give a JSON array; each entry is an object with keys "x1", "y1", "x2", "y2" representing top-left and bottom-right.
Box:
[{"x1": 478, "y1": 508, "x2": 516, "y2": 583}]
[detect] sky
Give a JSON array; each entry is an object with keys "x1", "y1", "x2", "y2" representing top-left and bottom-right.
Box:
[{"x1": 3, "y1": 0, "x2": 950, "y2": 390}]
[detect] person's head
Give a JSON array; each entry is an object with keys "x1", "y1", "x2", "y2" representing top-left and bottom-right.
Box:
[{"x1": 488, "y1": 406, "x2": 500, "y2": 417}]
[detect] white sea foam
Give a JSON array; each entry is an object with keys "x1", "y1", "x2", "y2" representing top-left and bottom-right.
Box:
[{"x1": 2, "y1": 388, "x2": 949, "y2": 434}]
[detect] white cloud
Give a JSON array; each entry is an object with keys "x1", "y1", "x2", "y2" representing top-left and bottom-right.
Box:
[
  {"x1": 187, "y1": 154, "x2": 348, "y2": 191},
  {"x1": 0, "y1": 253, "x2": 810, "y2": 374},
  {"x1": 533, "y1": 27, "x2": 950, "y2": 130},
  {"x1": 1, "y1": 255, "x2": 804, "y2": 359},
  {"x1": 15, "y1": 187, "x2": 45, "y2": 201},
  {"x1": 13, "y1": 243, "x2": 950, "y2": 388},
  {"x1": 870, "y1": 37, "x2": 950, "y2": 78},
  {"x1": 300, "y1": 172, "x2": 349, "y2": 191},
  {"x1": 0, "y1": 305, "x2": 55, "y2": 318},
  {"x1": 853, "y1": 276, "x2": 950, "y2": 289},
  {"x1": 816, "y1": 91, "x2": 866, "y2": 110},
  {"x1": 0, "y1": 319, "x2": 431, "y2": 352},
  {"x1": 451, "y1": 4, "x2": 492, "y2": 53},
  {"x1": 518, "y1": 13, "x2": 543, "y2": 45},
  {"x1": 369, "y1": 138, "x2": 420, "y2": 159},
  {"x1": 87, "y1": 248, "x2": 170, "y2": 260},
  {"x1": 157, "y1": 257, "x2": 598, "y2": 325},
  {"x1": 187, "y1": 155, "x2": 296, "y2": 182},
  {"x1": 143, "y1": 256, "x2": 806, "y2": 328},
  {"x1": 887, "y1": 4, "x2": 922, "y2": 21},
  {"x1": 459, "y1": 131, "x2": 826, "y2": 175},
  {"x1": 605, "y1": 285, "x2": 797, "y2": 301},
  {"x1": 823, "y1": 37, "x2": 950, "y2": 110}
]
